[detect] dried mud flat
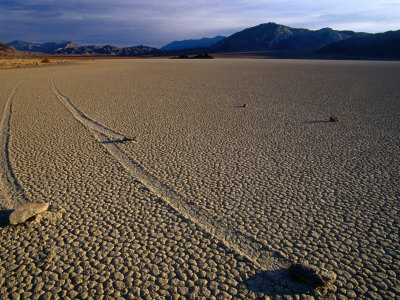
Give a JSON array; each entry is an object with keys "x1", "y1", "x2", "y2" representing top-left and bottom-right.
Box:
[{"x1": 0, "y1": 59, "x2": 399, "y2": 299}]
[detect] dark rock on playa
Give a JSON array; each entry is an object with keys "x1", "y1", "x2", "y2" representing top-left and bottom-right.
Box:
[
  {"x1": 320, "y1": 269, "x2": 337, "y2": 284},
  {"x1": 288, "y1": 263, "x2": 334, "y2": 287},
  {"x1": 330, "y1": 115, "x2": 339, "y2": 122},
  {"x1": 9, "y1": 202, "x2": 49, "y2": 225}
]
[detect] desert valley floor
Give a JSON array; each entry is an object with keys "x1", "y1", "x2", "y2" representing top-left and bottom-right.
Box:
[{"x1": 0, "y1": 59, "x2": 399, "y2": 299}]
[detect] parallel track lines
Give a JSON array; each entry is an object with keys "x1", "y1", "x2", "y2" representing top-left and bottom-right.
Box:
[{"x1": 50, "y1": 78, "x2": 290, "y2": 271}]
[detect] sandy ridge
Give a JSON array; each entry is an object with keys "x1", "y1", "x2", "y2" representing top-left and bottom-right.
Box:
[
  {"x1": 0, "y1": 81, "x2": 28, "y2": 209},
  {"x1": 49, "y1": 78, "x2": 291, "y2": 272}
]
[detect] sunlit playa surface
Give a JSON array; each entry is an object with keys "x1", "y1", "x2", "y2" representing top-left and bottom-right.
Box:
[{"x1": 0, "y1": 59, "x2": 399, "y2": 298}]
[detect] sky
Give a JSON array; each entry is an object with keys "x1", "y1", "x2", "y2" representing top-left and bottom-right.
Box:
[{"x1": 1, "y1": 0, "x2": 399, "y2": 48}]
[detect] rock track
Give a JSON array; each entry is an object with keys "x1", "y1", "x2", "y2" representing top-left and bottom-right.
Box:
[
  {"x1": 1, "y1": 76, "x2": 288, "y2": 299},
  {"x1": 50, "y1": 78, "x2": 291, "y2": 273},
  {"x1": 0, "y1": 68, "x2": 319, "y2": 299},
  {"x1": 0, "y1": 81, "x2": 27, "y2": 209}
]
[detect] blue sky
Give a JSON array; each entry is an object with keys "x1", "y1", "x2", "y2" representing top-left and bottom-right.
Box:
[{"x1": 1, "y1": 0, "x2": 399, "y2": 48}]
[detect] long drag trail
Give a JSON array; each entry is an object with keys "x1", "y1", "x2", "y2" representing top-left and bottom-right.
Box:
[
  {"x1": 50, "y1": 78, "x2": 289, "y2": 272},
  {"x1": 0, "y1": 82, "x2": 28, "y2": 209}
]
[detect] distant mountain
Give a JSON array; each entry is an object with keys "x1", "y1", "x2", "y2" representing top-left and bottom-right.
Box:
[
  {"x1": 54, "y1": 44, "x2": 159, "y2": 56},
  {"x1": 0, "y1": 41, "x2": 45, "y2": 58},
  {"x1": 209, "y1": 22, "x2": 362, "y2": 53},
  {"x1": 8, "y1": 40, "x2": 79, "y2": 53},
  {"x1": 316, "y1": 30, "x2": 400, "y2": 59},
  {"x1": 7, "y1": 40, "x2": 160, "y2": 56},
  {"x1": 162, "y1": 36, "x2": 225, "y2": 51},
  {"x1": 5, "y1": 23, "x2": 400, "y2": 59}
]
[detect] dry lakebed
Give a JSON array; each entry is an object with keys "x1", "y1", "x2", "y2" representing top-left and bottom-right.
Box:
[{"x1": 0, "y1": 58, "x2": 399, "y2": 299}]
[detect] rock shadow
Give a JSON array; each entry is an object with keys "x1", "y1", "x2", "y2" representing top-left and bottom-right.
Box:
[
  {"x1": 101, "y1": 139, "x2": 127, "y2": 144},
  {"x1": 243, "y1": 269, "x2": 314, "y2": 297},
  {"x1": 304, "y1": 120, "x2": 330, "y2": 124},
  {"x1": 0, "y1": 209, "x2": 13, "y2": 227},
  {"x1": 101, "y1": 137, "x2": 136, "y2": 144}
]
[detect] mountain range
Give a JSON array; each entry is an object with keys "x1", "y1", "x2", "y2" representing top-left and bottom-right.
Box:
[
  {"x1": 6, "y1": 22, "x2": 400, "y2": 59},
  {"x1": 209, "y1": 23, "x2": 364, "y2": 53},
  {"x1": 7, "y1": 40, "x2": 159, "y2": 56},
  {"x1": 7, "y1": 40, "x2": 79, "y2": 53}
]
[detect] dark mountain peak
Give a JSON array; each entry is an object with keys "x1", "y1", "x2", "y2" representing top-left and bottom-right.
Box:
[
  {"x1": 161, "y1": 36, "x2": 225, "y2": 51},
  {"x1": 240, "y1": 22, "x2": 284, "y2": 35},
  {"x1": 209, "y1": 22, "x2": 360, "y2": 53},
  {"x1": 317, "y1": 27, "x2": 334, "y2": 32},
  {"x1": 256, "y1": 22, "x2": 281, "y2": 28}
]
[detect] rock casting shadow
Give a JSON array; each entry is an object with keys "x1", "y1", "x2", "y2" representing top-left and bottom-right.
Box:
[
  {"x1": 243, "y1": 269, "x2": 314, "y2": 297},
  {"x1": 0, "y1": 210, "x2": 13, "y2": 227}
]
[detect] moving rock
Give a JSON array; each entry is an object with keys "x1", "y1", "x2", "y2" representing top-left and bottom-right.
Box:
[
  {"x1": 288, "y1": 263, "x2": 336, "y2": 288},
  {"x1": 9, "y1": 202, "x2": 50, "y2": 225},
  {"x1": 330, "y1": 115, "x2": 339, "y2": 122}
]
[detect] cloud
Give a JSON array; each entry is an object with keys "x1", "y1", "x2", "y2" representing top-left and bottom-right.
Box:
[{"x1": 0, "y1": 0, "x2": 399, "y2": 47}]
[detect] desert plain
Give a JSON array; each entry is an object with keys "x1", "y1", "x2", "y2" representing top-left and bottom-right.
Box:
[{"x1": 0, "y1": 58, "x2": 399, "y2": 299}]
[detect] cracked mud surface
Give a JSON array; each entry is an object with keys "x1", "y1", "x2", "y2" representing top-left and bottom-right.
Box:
[{"x1": 0, "y1": 59, "x2": 399, "y2": 299}]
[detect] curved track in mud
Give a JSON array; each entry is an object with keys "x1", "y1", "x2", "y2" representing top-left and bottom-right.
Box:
[
  {"x1": 0, "y1": 82, "x2": 28, "y2": 209},
  {"x1": 50, "y1": 78, "x2": 290, "y2": 272}
]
